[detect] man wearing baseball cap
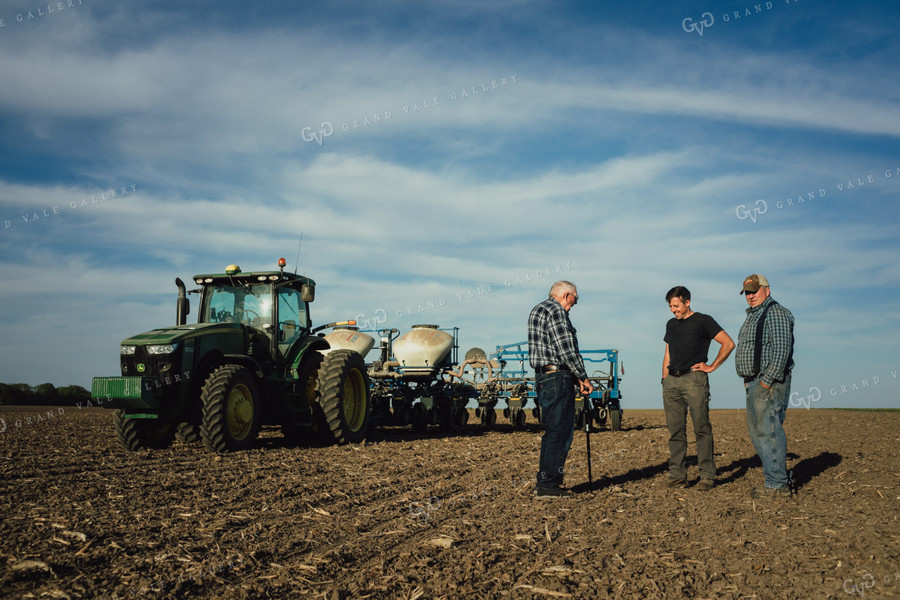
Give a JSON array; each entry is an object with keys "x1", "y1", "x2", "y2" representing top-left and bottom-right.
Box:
[{"x1": 735, "y1": 274, "x2": 796, "y2": 498}]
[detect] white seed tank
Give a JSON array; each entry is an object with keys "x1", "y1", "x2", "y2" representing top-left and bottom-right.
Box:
[
  {"x1": 392, "y1": 325, "x2": 453, "y2": 370},
  {"x1": 322, "y1": 327, "x2": 375, "y2": 360}
]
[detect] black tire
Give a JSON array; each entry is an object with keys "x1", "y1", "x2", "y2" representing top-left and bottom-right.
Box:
[
  {"x1": 438, "y1": 401, "x2": 457, "y2": 431},
  {"x1": 282, "y1": 353, "x2": 326, "y2": 446},
  {"x1": 411, "y1": 403, "x2": 427, "y2": 432},
  {"x1": 514, "y1": 410, "x2": 526, "y2": 428},
  {"x1": 114, "y1": 409, "x2": 176, "y2": 450},
  {"x1": 176, "y1": 422, "x2": 201, "y2": 444},
  {"x1": 574, "y1": 410, "x2": 584, "y2": 430},
  {"x1": 395, "y1": 405, "x2": 411, "y2": 427},
  {"x1": 317, "y1": 350, "x2": 370, "y2": 444},
  {"x1": 455, "y1": 407, "x2": 469, "y2": 428},
  {"x1": 610, "y1": 407, "x2": 622, "y2": 431},
  {"x1": 200, "y1": 365, "x2": 261, "y2": 452},
  {"x1": 481, "y1": 407, "x2": 497, "y2": 429}
]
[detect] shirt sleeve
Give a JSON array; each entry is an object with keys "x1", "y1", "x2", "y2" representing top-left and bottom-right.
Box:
[
  {"x1": 547, "y1": 307, "x2": 588, "y2": 380},
  {"x1": 663, "y1": 319, "x2": 674, "y2": 344},
  {"x1": 760, "y1": 305, "x2": 794, "y2": 386},
  {"x1": 702, "y1": 314, "x2": 724, "y2": 339}
]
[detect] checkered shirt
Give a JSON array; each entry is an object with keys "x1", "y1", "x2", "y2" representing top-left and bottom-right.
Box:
[
  {"x1": 735, "y1": 296, "x2": 795, "y2": 386},
  {"x1": 527, "y1": 297, "x2": 588, "y2": 380}
]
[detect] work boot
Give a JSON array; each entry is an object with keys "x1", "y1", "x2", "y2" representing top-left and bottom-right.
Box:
[
  {"x1": 535, "y1": 486, "x2": 574, "y2": 498},
  {"x1": 696, "y1": 479, "x2": 714, "y2": 491},
  {"x1": 750, "y1": 485, "x2": 792, "y2": 499}
]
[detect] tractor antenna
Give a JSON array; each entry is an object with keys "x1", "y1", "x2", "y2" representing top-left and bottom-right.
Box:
[{"x1": 294, "y1": 233, "x2": 303, "y2": 274}]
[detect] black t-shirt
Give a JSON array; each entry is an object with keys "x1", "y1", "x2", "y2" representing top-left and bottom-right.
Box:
[{"x1": 664, "y1": 312, "x2": 723, "y2": 371}]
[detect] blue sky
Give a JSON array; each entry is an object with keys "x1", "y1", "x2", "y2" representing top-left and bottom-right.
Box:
[{"x1": 0, "y1": 0, "x2": 898, "y2": 410}]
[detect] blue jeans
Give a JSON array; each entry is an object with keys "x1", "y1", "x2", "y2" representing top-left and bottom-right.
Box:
[
  {"x1": 536, "y1": 371, "x2": 575, "y2": 489},
  {"x1": 745, "y1": 374, "x2": 792, "y2": 489}
]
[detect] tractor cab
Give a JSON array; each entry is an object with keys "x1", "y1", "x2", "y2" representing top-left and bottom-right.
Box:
[{"x1": 192, "y1": 261, "x2": 315, "y2": 361}]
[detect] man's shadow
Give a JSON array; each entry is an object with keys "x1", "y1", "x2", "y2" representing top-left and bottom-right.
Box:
[
  {"x1": 716, "y1": 450, "x2": 842, "y2": 490},
  {"x1": 571, "y1": 450, "x2": 842, "y2": 493}
]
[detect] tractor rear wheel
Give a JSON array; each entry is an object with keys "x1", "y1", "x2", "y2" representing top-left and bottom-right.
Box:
[
  {"x1": 317, "y1": 350, "x2": 370, "y2": 444},
  {"x1": 200, "y1": 365, "x2": 261, "y2": 452},
  {"x1": 114, "y1": 410, "x2": 176, "y2": 450}
]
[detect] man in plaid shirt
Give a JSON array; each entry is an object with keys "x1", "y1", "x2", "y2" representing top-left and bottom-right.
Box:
[
  {"x1": 528, "y1": 281, "x2": 593, "y2": 498},
  {"x1": 735, "y1": 274, "x2": 795, "y2": 498}
]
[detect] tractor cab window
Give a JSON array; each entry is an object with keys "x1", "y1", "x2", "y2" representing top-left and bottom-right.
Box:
[
  {"x1": 205, "y1": 283, "x2": 274, "y2": 332},
  {"x1": 277, "y1": 287, "x2": 307, "y2": 355}
]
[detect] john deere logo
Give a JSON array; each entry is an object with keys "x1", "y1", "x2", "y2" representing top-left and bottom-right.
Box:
[{"x1": 136, "y1": 363, "x2": 146, "y2": 373}]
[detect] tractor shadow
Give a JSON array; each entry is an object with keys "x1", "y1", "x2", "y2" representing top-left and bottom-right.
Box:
[{"x1": 260, "y1": 416, "x2": 667, "y2": 449}]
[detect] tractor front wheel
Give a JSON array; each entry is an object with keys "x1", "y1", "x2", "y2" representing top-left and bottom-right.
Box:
[
  {"x1": 176, "y1": 422, "x2": 201, "y2": 444},
  {"x1": 317, "y1": 350, "x2": 371, "y2": 444},
  {"x1": 114, "y1": 410, "x2": 176, "y2": 450},
  {"x1": 200, "y1": 365, "x2": 261, "y2": 452}
]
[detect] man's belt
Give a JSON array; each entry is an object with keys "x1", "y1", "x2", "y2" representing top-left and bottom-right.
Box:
[
  {"x1": 743, "y1": 369, "x2": 791, "y2": 385},
  {"x1": 668, "y1": 368, "x2": 693, "y2": 377},
  {"x1": 539, "y1": 365, "x2": 569, "y2": 374}
]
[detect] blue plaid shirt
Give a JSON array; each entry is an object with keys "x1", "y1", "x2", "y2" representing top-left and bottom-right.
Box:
[
  {"x1": 527, "y1": 297, "x2": 588, "y2": 380},
  {"x1": 735, "y1": 296, "x2": 795, "y2": 386}
]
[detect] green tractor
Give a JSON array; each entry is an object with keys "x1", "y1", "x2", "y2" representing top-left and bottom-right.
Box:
[{"x1": 91, "y1": 258, "x2": 371, "y2": 452}]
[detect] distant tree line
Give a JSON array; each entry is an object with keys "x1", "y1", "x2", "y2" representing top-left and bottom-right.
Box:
[{"x1": 0, "y1": 383, "x2": 91, "y2": 406}]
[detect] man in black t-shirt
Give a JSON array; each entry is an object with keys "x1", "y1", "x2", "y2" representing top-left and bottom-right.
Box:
[{"x1": 662, "y1": 286, "x2": 735, "y2": 490}]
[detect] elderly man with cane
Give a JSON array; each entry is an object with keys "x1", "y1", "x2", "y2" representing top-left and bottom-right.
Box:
[{"x1": 528, "y1": 280, "x2": 593, "y2": 498}]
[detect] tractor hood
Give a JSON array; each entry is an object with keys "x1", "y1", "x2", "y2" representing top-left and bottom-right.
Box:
[{"x1": 121, "y1": 322, "x2": 244, "y2": 346}]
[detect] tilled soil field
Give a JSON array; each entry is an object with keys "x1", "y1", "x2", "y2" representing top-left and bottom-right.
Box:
[{"x1": 1, "y1": 406, "x2": 898, "y2": 600}]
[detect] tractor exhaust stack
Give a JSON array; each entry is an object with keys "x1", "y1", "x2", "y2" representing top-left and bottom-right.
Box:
[{"x1": 175, "y1": 278, "x2": 190, "y2": 326}]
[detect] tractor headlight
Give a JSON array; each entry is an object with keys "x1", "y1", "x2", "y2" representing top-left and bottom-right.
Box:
[
  {"x1": 121, "y1": 346, "x2": 137, "y2": 355},
  {"x1": 147, "y1": 343, "x2": 180, "y2": 355}
]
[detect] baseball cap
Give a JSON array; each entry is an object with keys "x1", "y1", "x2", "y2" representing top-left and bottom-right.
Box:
[{"x1": 740, "y1": 274, "x2": 769, "y2": 294}]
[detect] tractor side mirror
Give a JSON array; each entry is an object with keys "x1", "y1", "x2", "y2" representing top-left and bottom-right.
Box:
[{"x1": 301, "y1": 283, "x2": 315, "y2": 303}]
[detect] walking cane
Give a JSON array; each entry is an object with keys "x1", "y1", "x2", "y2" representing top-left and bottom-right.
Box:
[{"x1": 584, "y1": 396, "x2": 593, "y2": 485}]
